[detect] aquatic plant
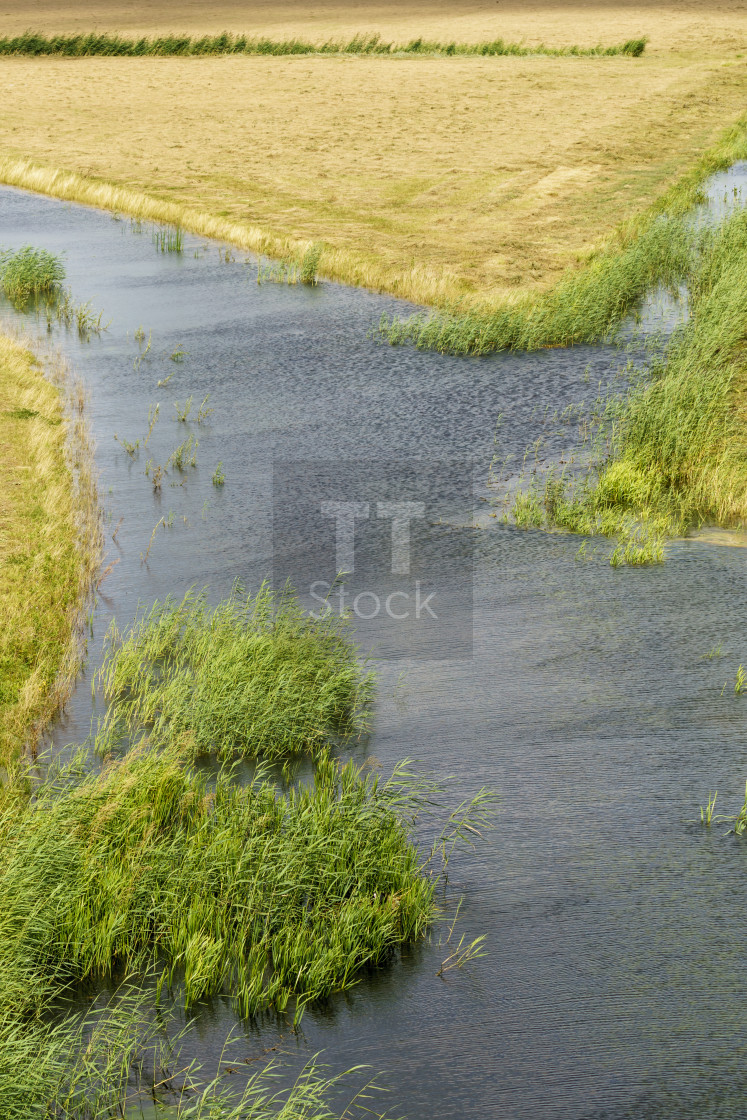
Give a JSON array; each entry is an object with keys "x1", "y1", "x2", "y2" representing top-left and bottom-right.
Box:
[
  {"x1": 95, "y1": 585, "x2": 373, "y2": 762},
  {"x1": 174, "y1": 395, "x2": 193, "y2": 422},
  {"x1": 0, "y1": 245, "x2": 65, "y2": 306},
  {"x1": 0, "y1": 971, "x2": 391, "y2": 1118},
  {"x1": 144, "y1": 401, "x2": 160, "y2": 445},
  {"x1": 300, "y1": 243, "x2": 323, "y2": 285},
  {"x1": 113, "y1": 432, "x2": 139, "y2": 457},
  {"x1": 196, "y1": 394, "x2": 213, "y2": 422},
  {"x1": 0, "y1": 739, "x2": 438, "y2": 1022},
  {"x1": 700, "y1": 791, "x2": 718, "y2": 826},
  {"x1": 212, "y1": 461, "x2": 226, "y2": 486},
  {"x1": 0, "y1": 30, "x2": 648, "y2": 59},
  {"x1": 168, "y1": 434, "x2": 198, "y2": 471},
  {"x1": 153, "y1": 224, "x2": 184, "y2": 253}
]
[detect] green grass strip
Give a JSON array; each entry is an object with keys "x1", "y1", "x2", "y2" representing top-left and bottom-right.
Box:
[{"x1": 0, "y1": 30, "x2": 648, "y2": 58}]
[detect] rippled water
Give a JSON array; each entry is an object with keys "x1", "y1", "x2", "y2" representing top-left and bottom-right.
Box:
[{"x1": 2, "y1": 172, "x2": 747, "y2": 1119}]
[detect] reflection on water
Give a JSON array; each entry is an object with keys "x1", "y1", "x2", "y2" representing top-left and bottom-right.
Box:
[{"x1": 2, "y1": 179, "x2": 747, "y2": 1119}]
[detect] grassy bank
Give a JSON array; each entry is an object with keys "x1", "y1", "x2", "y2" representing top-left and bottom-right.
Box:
[
  {"x1": 0, "y1": 330, "x2": 99, "y2": 765},
  {"x1": 380, "y1": 112, "x2": 747, "y2": 354},
  {"x1": 503, "y1": 200, "x2": 747, "y2": 559},
  {"x1": 0, "y1": 30, "x2": 647, "y2": 58}
]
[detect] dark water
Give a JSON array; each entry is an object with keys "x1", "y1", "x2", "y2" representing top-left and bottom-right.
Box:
[{"x1": 3, "y1": 179, "x2": 747, "y2": 1119}]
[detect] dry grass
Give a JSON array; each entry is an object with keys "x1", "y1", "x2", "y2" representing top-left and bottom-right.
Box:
[
  {"x1": 0, "y1": 332, "x2": 100, "y2": 764},
  {"x1": 0, "y1": 3, "x2": 744, "y2": 306}
]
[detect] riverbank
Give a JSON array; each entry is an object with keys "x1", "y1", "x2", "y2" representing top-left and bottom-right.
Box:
[
  {"x1": 0, "y1": 19, "x2": 744, "y2": 307},
  {"x1": 0, "y1": 332, "x2": 99, "y2": 765}
]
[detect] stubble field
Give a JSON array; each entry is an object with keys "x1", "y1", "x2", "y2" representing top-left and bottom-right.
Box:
[{"x1": 0, "y1": 1, "x2": 744, "y2": 305}]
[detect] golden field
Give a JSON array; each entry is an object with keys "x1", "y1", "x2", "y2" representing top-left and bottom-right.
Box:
[{"x1": 0, "y1": 3, "x2": 745, "y2": 305}]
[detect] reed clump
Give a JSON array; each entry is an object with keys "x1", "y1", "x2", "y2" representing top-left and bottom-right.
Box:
[
  {"x1": 0, "y1": 30, "x2": 648, "y2": 59},
  {"x1": 0, "y1": 742, "x2": 436, "y2": 1021},
  {"x1": 95, "y1": 586, "x2": 373, "y2": 762},
  {"x1": 0, "y1": 245, "x2": 65, "y2": 307}
]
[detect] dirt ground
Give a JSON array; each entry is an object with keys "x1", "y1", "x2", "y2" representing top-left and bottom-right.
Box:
[{"x1": 0, "y1": 2, "x2": 745, "y2": 303}]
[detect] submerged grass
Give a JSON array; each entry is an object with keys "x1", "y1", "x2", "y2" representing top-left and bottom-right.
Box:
[
  {"x1": 0, "y1": 976, "x2": 391, "y2": 1118},
  {"x1": 0, "y1": 30, "x2": 647, "y2": 58},
  {"x1": 95, "y1": 586, "x2": 373, "y2": 762}
]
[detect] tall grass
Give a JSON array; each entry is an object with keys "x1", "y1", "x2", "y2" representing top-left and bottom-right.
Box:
[
  {"x1": 0, "y1": 975, "x2": 390, "y2": 1118},
  {"x1": 0, "y1": 742, "x2": 437, "y2": 1023},
  {"x1": 598, "y1": 207, "x2": 747, "y2": 529},
  {"x1": 0, "y1": 245, "x2": 65, "y2": 307},
  {"x1": 0, "y1": 30, "x2": 647, "y2": 58},
  {"x1": 95, "y1": 586, "x2": 373, "y2": 762},
  {"x1": 502, "y1": 202, "x2": 747, "y2": 556}
]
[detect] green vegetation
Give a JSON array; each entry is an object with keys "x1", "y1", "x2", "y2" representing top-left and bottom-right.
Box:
[
  {"x1": 0, "y1": 245, "x2": 64, "y2": 306},
  {"x1": 481, "y1": 119, "x2": 747, "y2": 561},
  {"x1": 153, "y1": 224, "x2": 184, "y2": 253},
  {"x1": 212, "y1": 461, "x2": 226, "y2": 487},
  {"x1": 0, "y1": 30, "x2": 648, "y2": 59},
  {"x1": 0, "y1": 972, "x2": 390, "y2": 1118},
  {"x1": 381, "y1": 214, "x2": 696, "y2": 355},
  {"x1": 0, "y1": 743, "x2": 435, "y2": 1020},
  {"x1": 168, "y1": 433, "x2": 198, "y2": 471},
  {"x1": 94, "y1": 586, "x2": 373, "y2": 762},
  {"x1": 517, "y1": 202, "x2": 747, "y2": 555},
  {"x1": 256, "y1": 242, "x2": 324, "y2": 287},
  {"x1": 380, "y1": 114, "x2": 747, "y2": 356},
  {"x1": 0, "y1": 582, "x2": 492, "y2": 1114}
]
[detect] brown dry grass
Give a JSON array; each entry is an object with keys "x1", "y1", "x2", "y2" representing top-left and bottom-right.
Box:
[
  {"x1": 0, "y1": 3, "x2": 744, "y2": 306},
  {"x1": 0, "y1": 4, "x2": 743, "y2": 304},
  {"x1": 0, "y1": 333, "x2": 100, "y2": 764}
]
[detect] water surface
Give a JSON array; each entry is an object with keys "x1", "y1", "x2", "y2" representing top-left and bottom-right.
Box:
[{"x1": 2, "y1": 183, "x2": 747, "y2": 1119}]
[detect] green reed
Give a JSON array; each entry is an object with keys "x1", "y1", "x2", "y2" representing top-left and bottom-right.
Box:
[
  {"x1": 0, "y1": 245, "x2": 65, "y2": 307},
  {"x1": 0, "y1": 742, "x2": 437, "y2": 1023},
  {"x1": 153, "y1": 225, "x2": 184, "y2": 253},
  {"x1": 95, "y1": 585, "x2": 373, "y2": 762},
  {"x1": 0, "y1": 30, "x2": 648, "y2": 58},
  {"x1": 256, "y1": 243, "x2": 323, "y2": 287}
]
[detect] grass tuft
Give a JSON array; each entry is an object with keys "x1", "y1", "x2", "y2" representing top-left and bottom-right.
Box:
[{"x1": 0, "y1": 245, "x2": 65, "y2": 307}]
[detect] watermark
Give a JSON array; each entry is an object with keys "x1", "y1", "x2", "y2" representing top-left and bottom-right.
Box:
[{"x1": 272, "y1": 460, "x2": 474, "y2": 659}]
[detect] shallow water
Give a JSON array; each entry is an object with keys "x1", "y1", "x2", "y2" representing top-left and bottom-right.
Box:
[{"x1": 3, "y1": 180, "x2": 747, "y2": 1119}]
